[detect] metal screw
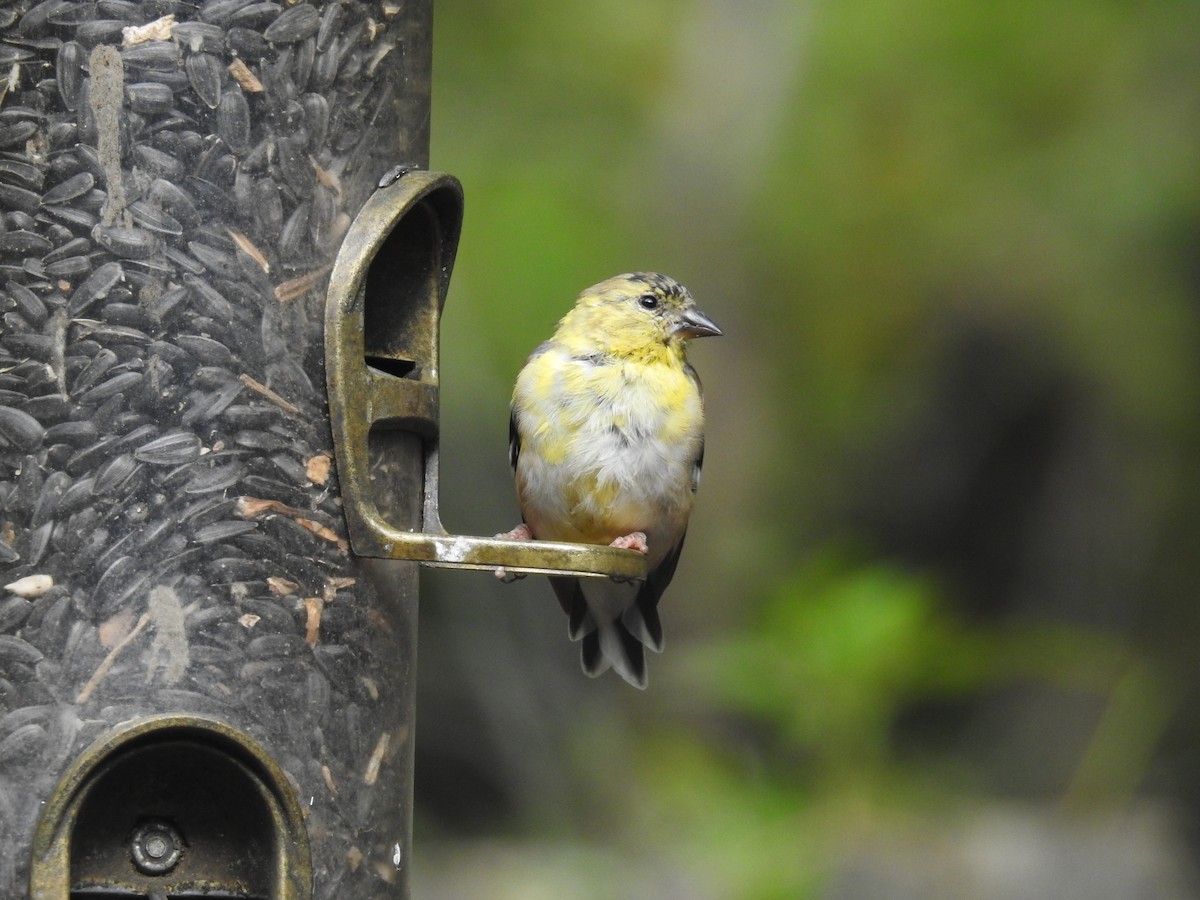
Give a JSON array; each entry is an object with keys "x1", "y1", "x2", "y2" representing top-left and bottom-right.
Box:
[
  {"x1": 130, "y1": 819, "x2": 184, "y2": 875},
  {"x1": 377, "y1": 163, "x2": 416, "y2": 189}
]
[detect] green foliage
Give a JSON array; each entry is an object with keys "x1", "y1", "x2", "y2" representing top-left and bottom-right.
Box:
[
  {"x1": 701, "y1": 557, "x2": 948, "y2": 762},
  {"x1": 628, "y1": 556, "x2": 962, "y2": 898},
  {"x1": 747, "y1": 0, "x2": 1200, "y2": 438},
  {"x1": 622, "y1": 552, "x2": 1170, "y2": 896},
  {"x1": 677, "y1": 547, "x2": 1151, "y2": 771}
]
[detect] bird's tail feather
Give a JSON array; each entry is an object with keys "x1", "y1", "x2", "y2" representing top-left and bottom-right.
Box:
[
  {"x1": 567, "y1": 603, "x2": 593, "y2": 642},
  {"x1": 581, "y1": 630, "x2": 609, "y2": 676},
  {"x1": 582, "y1": 621, "x2": 647, "y2": 689},
  {"x1": 552, "y1": 575, "x2": 594, "y2": 642},
  {"x1": 621, "y1": 602, "x2": 664, "y2": 653},
  {"x1": 554, "y1": 575, "x2": 655, "y2": 687}
]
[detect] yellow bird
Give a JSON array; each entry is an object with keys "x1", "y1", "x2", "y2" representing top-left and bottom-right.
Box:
[{"x1": 498, "y1": 273, "x2": 721, "y2": 687}]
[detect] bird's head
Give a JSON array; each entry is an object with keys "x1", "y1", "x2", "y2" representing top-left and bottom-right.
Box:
[{"x1": 559, "y1": 272, "x2": 722, "y2": 360}]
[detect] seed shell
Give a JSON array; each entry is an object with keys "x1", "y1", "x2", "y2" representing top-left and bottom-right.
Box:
[
  {"x1": 0, "y1": 409, "x2": 46, "y2": 452},
  {"x1": 263, "y1": 3, "x2": 318, "y2": 44},
  {"x1": 184, "y1": 51, "x2": 223, "y2": 109},
  {"x1": 133, "y1": 430, "x2": 203, "y2": 465}
]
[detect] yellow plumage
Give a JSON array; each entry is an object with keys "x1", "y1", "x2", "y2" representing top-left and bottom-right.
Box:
[{"x1": 503, "y1": 272, "x2": 721, "y2": 688}]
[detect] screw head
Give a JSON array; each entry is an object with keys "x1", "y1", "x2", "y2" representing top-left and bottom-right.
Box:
[{"x1": 130, "y1": 819, "x2": 184, "y2": 875}]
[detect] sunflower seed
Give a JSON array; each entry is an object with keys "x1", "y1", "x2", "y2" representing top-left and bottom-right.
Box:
[
  {"x1": 315, "y1": 2, "x2": 342, "y2": 51},
  {"x1": 0, "y1": 409, "x2": 46, "y2": 453},
  {"x1": 184, "y1": 458, "x2": 246, "y2": 493},
  {"x1": 199, "y1": 0, "x2": 255, "y2": 26},
  {"x1": 93, "y1": 453, "x2": 140, "y2": 494},
  {"x1": 126, "y1": 200, "x2": 184, "y2": 236},
  {"x1": 0, "y1": 598, "x2": 33, "y2": 633},
  {"x1": 179, "y1": 494, "x2": 237, "y2": 525},
  {"x1": 44, "y1": 420, "x2": 97, "y2": 448},
  {"x1": 133, "y1": 430, "x2": 203, "y2": 465},
  {"x1": 263, "y1": 3, "x2": 318, "y2": 44},
  {"x1": 67, "y1": 261, "x2": 123, "y2": 316},
  {"x1": 225, "y1": 25, "x2": 271, "y2": 61},
  {"x1": 174, "y1": 333, "x2": 235, "y2": 366},
  {"x1": 43, "y1": 203, "x2": 97, "y2": 230},
  {"x1": 174, "y1": 20, "x2": 225, "y2": 52},
  {"x1": 193, "y1": 519, "x2": 257, "y2": 543},
  {"x1": 97, "y1": 0, "x2": 139, "y2": 18},
  {"x1": 186, "y1": 241, "x2": 237, "y2": 277},
  {"x1": 230, "y1": 1, "x2": 280, "y2": 30},
  {"x1": 131, "y1": 144, "x2": 185, "y2": 181},
  {"x1": 91, "y1": 224, "x2": 160, "y2": 259},
  {"x1": 0, "y1": 635, "x2": 44, "y2": 666},
  {"x1": 0, "y1": 723, "x2": 49, "y2": 765},
  {"x1": 120, "y1": 40, "x2": 181, "y2": 70},
  {"x1": 147, "y1": 177, "x2": 200, "y2": 228},
  {"x1": 0, "y1": 158, "x2": 46, "y2": 193},
  {"x1": 185, "y1": 51, "x2": 224, "y2": 109},
  {"x1": 0, "y1": 231, "x2": 54, "y2": 257},
  {"x1": 75, "y1": 370, "x2": 142, "y2": 405},
  {"x1": 54, "y1": 41, "x2": 86, "y2": 111},
  {"x1": 48, "y1": 1, "x2": 98, "y2": 25},
  {"x1": 0, "y1": 183, "x2": 43, "y2": 216},
  {"x1": 216, "y1": 84, "x2": 251, "y2": 154},
  {"x1": 0, "y1": 45, "x2": 34, "y2": 65},
  {"x1": 30, "y1": 470, "x2": 69, "y2": 527},
  {"x1": 70, "y1": 347, "x2": 117, "y2": 395},
  {"x1": 0, "y1": 123, "x2": 39, "y2": 151},
  {"x1": 125, "y1": 81, "x2": 175, "y2": 115},
  {"x1": 42, "y1": 236, "x2": 91, "y2": 264},
  {"x1": 74, "y1": 18, "x2": 126, "y2": 46}
]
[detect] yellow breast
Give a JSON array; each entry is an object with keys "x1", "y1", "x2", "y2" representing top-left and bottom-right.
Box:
[{"x1": 513, "y1": 347, "x2": 703, "y2": 557}]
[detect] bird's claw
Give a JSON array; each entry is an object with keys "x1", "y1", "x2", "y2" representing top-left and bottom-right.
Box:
[
  {"x1": 607, "y1": 532, "x2": 648, "y2": 581},
  {"x1": 609, "y1": 531, "x2": 649, "y2": 555},
  {"x1": 494, "y1": 523, "x2": 533, "y2": 542},
  {"x1": 494, "y1": 524, "x2": 533, "y2": 581}
]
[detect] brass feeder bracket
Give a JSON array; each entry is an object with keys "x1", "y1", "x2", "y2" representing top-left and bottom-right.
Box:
[{"x1": 324, "y1": 169, "x2": 647, "y2": 581}]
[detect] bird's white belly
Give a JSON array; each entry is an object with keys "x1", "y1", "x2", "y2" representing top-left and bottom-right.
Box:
[{"x1": 520, "y1": 400, "x2": 698, "y2": 548}]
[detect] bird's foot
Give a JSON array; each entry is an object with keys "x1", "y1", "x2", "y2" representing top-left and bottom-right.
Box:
[
  {"x1": 494, "y1": 523, "x2": 533, "y2": 581},
  {"x1": 495, "y1": 523, "x2": 533, "y2": 542},
  {"x1": 609, "y1": 531, "x2": 649, "y2": 555}
]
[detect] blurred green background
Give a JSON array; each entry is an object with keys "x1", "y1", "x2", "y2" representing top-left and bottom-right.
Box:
[{"x1": 412, "y1": 1, "x2": 1200, "y2": 897}]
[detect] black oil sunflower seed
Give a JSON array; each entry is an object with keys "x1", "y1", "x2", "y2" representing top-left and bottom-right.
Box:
[{"x1": 263, "y1": 3, "x2": 318, "y2": 44}]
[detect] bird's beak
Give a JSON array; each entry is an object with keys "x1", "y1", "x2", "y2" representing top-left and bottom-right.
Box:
[{"x1": 674, "y1": 307, "x2": 723, "y2": 339}]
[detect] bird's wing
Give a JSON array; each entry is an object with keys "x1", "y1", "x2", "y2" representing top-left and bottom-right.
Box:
[
  {"x1": 685, "y1": 361, "x2": 705, "y2": 494},
  {"x1": 619, "y1": 529, "x2": 684, "y2": 652},
  {"x1": 508, "y1": 407, "x2": 521, "y2": 472}
]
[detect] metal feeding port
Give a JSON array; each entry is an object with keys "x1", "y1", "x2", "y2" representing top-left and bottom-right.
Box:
[
  {"x1": 30, "y1": 716, "x2": 311, "y2": 899},
  {"x1": 324, "y1": 169, "x2": 647, "y2": 582}
]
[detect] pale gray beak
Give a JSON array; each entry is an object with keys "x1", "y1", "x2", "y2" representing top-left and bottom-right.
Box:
[{"x1": 674, "y1": 307, "x2": 723, "y2": 339}]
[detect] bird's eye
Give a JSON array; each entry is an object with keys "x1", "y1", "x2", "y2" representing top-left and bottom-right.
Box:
[{"x1": 638, "y1": 294, "x2": 659, "y2": 310}]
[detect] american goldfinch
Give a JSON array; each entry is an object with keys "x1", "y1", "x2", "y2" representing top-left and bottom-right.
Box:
[{"x1": 499, "y1": 272, "x2": 721, "y2": 688}]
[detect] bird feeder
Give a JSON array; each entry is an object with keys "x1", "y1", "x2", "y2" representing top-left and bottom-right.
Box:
[
  {"x1": 323, "y1": 166, "x2": 647, "y2": 582},
  {"x1": 0, "y1": 0, "x2": 643, "y2": 896}
]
